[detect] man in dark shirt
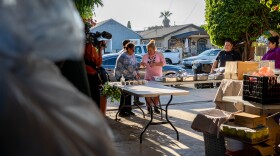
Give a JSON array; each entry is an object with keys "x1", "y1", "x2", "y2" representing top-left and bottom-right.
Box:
[{"x1": 210, "y1": 39, "x2": 242, "y2": 73}]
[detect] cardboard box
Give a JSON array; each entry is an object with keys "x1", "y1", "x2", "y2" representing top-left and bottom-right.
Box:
[
  {"x1": 243, "y1": 143, "x2": 276, "y2": 156},
  {"x1": 234, "y1": 112, "x2": 266, "y2": 128},
  {"x1": 225, "y1": 61, "x2": 259, "y2": 80},
  {"x1": 224, "y1": 73, "x2": 238, "y2": 79},
  {"x1": 266, "y1": 112, "x2": 280, "y2": 147}
]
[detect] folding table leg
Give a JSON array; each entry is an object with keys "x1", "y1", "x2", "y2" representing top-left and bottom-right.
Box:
[
  {"x1": 165, "y1": 95, "x2": 179, "y2": 140},
  {"x1": 140, "y1": 99, "x2": 153, "y2": 143}
]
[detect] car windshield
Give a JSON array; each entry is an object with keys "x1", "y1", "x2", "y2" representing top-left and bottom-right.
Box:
[{"x1": 198, "y1": 49, "x2": 212, "y2": 56}]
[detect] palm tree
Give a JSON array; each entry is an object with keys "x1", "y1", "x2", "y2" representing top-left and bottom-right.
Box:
[
  {"x1": 74, "y1": 0, "x2": 103, "y2": 19},
  {"x1": 159, "y1": 11, "x2": 172, "y2": 27}
]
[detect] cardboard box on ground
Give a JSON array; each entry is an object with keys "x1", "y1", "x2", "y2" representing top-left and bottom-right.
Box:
[{"x1": 224, "y1": 61, "x2": 259, "y2": 80}]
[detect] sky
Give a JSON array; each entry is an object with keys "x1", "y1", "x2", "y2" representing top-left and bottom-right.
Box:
[{"x1": 93, "y1": 0, "x2": 206, "y2": 31}]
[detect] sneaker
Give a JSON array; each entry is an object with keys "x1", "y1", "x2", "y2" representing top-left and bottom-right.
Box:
[
  {"x1": 154, "y1": 107, "x2": 160, "y2": 114},
  {"x1": 129, "y1": 111, "x2": 135, "y2": 115},
  {"x1": 119, "y1": 112, "x2": 130, "y2": 117},
  {"x1": 133, "y1": 101, "x2": 145, "y2": 106}
]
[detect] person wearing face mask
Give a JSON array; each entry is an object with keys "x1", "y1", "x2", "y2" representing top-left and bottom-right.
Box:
[
  {"x1": 140, "y1": 40, "x2": 166, "y2": 114},
  {"x1": 262, "y1": 36, "x2": 280, "y2": 69},
  {"x1": 210, "y1": 38, "x2": 242, "y2": 74}
]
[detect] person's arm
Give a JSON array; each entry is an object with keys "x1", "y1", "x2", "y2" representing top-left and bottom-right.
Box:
[
  {"x1": 140, "y1": 54, "x2": 148, "y2": 67},
  {"x1": 157, "y1": 52, "x2": 166, "y2": 66},
  {"x1": 150, "y1": 53, "x2": 165, "y2": 67},
  {"x1": 211, "y1": 51, "x2": 221, "y2": 73},
  {"x1": 211, "y1": 61, "x2": 218, "y2": 74},
  {"x1": 275, "y1": 48, "x2": 280, "y2": 68}
]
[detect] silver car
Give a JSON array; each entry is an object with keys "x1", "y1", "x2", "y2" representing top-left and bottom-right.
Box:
[
  {"x1": 183, "y1": 49, "x2": 220, "y2": 68},
  {"x1": 102, "y1": 53, "x2": 186, "y2": 81}
]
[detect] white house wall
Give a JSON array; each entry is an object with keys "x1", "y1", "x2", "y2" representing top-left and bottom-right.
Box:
[{"x1": 159, "y1": 27, "x2": 201, "y2": 49}]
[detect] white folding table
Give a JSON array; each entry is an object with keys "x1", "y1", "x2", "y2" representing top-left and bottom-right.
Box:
[{"x1": 110, "y1": 82, "x2": 189, "y2": 143}]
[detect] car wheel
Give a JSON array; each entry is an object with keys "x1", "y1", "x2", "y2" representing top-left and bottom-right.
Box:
[
  {"x1": 165, "y1": 59, "x2": 172, "y2": 64},
  {"x1": 165, "y1": 72, "x2": 176, "y2": 76}
]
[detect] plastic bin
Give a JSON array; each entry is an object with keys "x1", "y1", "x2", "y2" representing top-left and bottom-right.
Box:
[
  {"x1": 203, "y1": 133, "x2": 226, "y2": 156},
  {"x1": 243, "y1": 75, "x2": 280, "y2": 104}
]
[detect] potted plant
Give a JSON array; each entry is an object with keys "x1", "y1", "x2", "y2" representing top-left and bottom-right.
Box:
[{"x1": 100, "y1": 82, "x2": 121, "y2": 115}]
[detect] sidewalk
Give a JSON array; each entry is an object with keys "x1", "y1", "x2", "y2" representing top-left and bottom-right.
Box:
[{"x1": 105, "y1": 85, "x2": 218, "y2": 156}]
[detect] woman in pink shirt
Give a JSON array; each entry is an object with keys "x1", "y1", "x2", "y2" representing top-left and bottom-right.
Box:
[{"x1": 140, "y1": 40, "x2": 166, "y2": 114}]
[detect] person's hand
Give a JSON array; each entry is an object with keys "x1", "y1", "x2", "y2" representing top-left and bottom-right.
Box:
[
  {"x1": 140, "y1": 62, "x2": 147, "y2": 67},
  {"x1": 210, "y1": 69, "x2": 215, "y2": 74},
  {"x1": 136, "y1": 73, "x2": 140, "y2": 79}
]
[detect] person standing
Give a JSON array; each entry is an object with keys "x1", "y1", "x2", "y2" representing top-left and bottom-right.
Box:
[
  {"x1": 262, "y1": 36, "x2": 280, "y2": 69},
  {"x1": 210, "y1": 38, "x2": 242, "y2": 73},
  {"x1": 118, "y1": 40, "x2": 145, "y2": 106},
  {"x1": 118, "y1": 39, "x2": 130, "y2": 54},
  {"x1": 84, "y1": 41, "x2": 104, "y2": 108},
  {"x1": 140, "y1": 40, "x2": 166, "y2": 114},
  {"x1": 114, "y1": 43, "x2": 140, "y2": 117}
]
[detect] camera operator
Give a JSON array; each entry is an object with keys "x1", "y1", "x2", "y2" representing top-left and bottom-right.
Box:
[
  {"x1": 84, "y1": 41, "x2": 103, "y2": 108},
  {"x1": 83, "y1": 23, "x2": 112, "y2": 108}
]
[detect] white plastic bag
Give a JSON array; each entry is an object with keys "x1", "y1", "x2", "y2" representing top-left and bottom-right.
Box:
[
  {"x1": 0, "y1": 0, "x2": 116, "y2": 155},
  {"x1": 0, "y1": 55, "x2": 116, "y2": 156},
  {"x1": 0, "y1": 0, "x2": 84, "y2": 61}
]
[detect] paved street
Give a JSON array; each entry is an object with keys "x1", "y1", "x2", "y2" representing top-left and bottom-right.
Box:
[{"x1": 105, "y1": 84, "x2": 217, "y2": 156}]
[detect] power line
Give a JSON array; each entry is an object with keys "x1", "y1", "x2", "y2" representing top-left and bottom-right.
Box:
[
  {"x1": 168, "y1": 0, "x2": 174, "y2": 11},
  {"x1": 183, "y1": 0, "x2": 199, "y2": 23}
]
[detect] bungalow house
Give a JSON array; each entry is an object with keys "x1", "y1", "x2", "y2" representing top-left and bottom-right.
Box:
[
  {"x1": 138, "y1": 24, "x2": 213, "y2": 55},
  {"x1": 90, "y1": 18, "x2": 141, "y2": 53}
]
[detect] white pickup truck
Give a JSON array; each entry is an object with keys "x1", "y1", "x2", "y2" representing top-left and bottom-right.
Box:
[{"x1": 134, "y1": 45, "x2": 181, "y2": 64}]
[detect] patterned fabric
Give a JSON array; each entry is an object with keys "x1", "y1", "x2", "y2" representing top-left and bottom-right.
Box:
[
  {"x1": 114, "y1": 52, "x2": 139, "y2": 80},
  {"x1": 142, "y1": 52, "x2": 166, "y2": 80}
]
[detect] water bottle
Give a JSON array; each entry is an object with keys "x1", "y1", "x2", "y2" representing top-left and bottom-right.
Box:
[{"x1": 120, "y1": 74, "x2": 125, "y2": 85}]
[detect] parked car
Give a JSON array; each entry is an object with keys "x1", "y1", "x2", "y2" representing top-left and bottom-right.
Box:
[
  {"x1": 102, "y1": 53, "x2": 186, "y2": 81},
  {"x1": 182, "y1": 49, "x2": 221, "y2": 68},
  {"x1": 162, "y1": 49, "x2": 181, "y2": 64},
  {"x1": 192, "y1": 59, "x2": 214, "y2": 74},
  {"x1": 134, "y1": 45, "x2": 181, "y2": 65}
]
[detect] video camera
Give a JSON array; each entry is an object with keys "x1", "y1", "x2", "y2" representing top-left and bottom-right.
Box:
[{"x1": 85, "y1": 24, "x2": 112, "y2": 47}]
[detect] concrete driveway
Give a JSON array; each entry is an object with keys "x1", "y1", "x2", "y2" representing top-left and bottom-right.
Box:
[{"x1": 105, "y1": 85, "x2": 218, "y2": 156}]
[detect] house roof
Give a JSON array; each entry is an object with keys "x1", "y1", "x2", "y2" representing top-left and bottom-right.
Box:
[
  {"x1": 138, "y1": 24, "x2": 203, "y2": 39},
  {"x1": 94, "y1": 19, "x2": 111, "y2": 28},
  {"x1": 91, "y1": 18, "x2": 140, "y2": 38},
  {"x1": 171, "y1": 30, "x2": 208, "y2": 39}
]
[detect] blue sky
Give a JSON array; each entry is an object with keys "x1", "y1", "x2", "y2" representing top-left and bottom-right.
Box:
[{"x1": 94, "y1": 0, "x2": 205, "y2": 31}]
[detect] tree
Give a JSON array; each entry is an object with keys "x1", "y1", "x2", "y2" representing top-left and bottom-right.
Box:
[
  {"x1": 73, "y1": 0, "x2": 103, "y2": 19},
  {"x1": 260, "y1": 0, "x2": 280, "y2": 29},
  {"x1": 260, "y1": 0, "x2": 280, "y2": 12},
  {"x1": 205, "y1": 0, "x2": 280, "y2": 60},
  {"x1": 159, "y1": 11, "x2": 172, "y2": 27},
  {"x1": 127, "y1": 21, "x2": 131, "y2": 29}
]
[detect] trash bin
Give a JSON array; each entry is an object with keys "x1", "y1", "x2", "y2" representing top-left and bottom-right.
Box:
[{"x1": 191, "y1": 109, "x2": 233, "y2": 156}]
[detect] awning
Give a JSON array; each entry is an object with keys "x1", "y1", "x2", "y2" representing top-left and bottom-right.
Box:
[{"x1": 171, "y1": 31, "x2": 208, "y2": 39}]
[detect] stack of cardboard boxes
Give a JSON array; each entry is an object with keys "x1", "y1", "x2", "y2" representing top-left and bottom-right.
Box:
[
  {"x1": 224, "y1": 61, "x2": 259, "y2": 80},
  {"x1": 222, "y1": 112, "x2": 280, "y2": 155}
]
